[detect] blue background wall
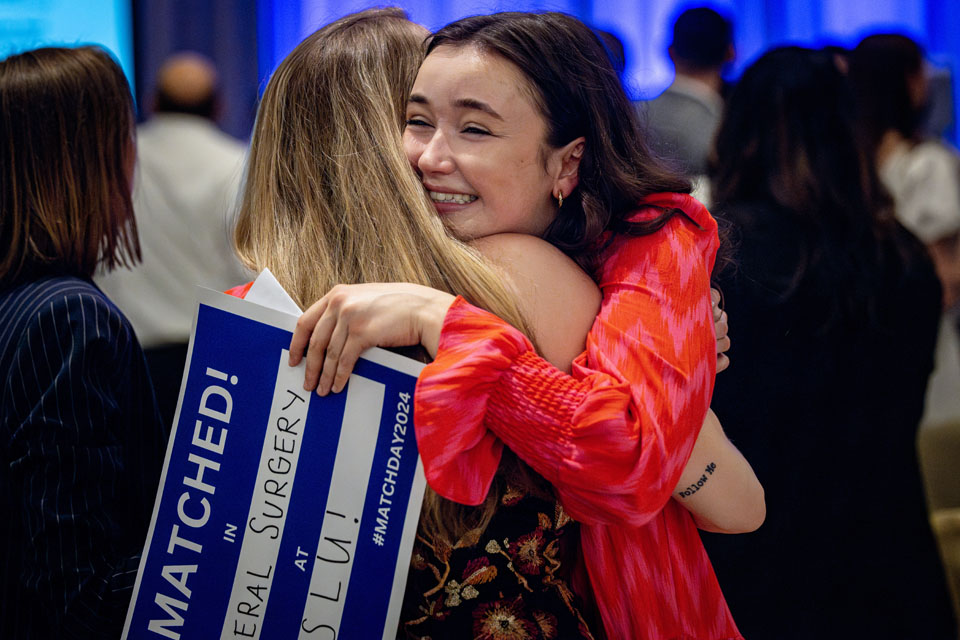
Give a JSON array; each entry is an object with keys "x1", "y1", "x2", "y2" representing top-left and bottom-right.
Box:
[
  {"x1": 2, "y1": 0, "x2": 958, "y2": 142},
  {"x1": 258, "y1": 0, "x2": 960, "y2": 143},
  {"x1": 0, "y1": 0, "x2": 134, "y2": 84}
]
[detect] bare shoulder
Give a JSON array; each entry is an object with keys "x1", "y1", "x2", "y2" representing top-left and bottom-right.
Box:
[
  {"x1": 470, "y1": 233, "x2": 596, "y2": 292},
  {"x1": 471, "y1": 233, "x2": 600, "y2": 371}
]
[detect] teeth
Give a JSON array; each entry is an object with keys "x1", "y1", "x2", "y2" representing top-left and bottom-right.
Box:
[{"x1": 429, "y1": 190, "x2": 477, "y2": 205}]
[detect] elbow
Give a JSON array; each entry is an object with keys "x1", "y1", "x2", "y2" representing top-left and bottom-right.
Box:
[
  {"x1": 723, "y1": 484, "x2": 766, "y2": 534},
  {"x1": 697, "y1": 484, "x2": 766, "y2": 534},
  {"x1": 736, "y1": 484, "x2": 766, "y2": 533}
]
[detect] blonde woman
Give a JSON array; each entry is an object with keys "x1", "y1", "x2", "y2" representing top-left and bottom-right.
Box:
[
  {"x1": 233, "y1": 9, "x2": 760, "y2": 638},
  {"x1": 235, "y1": 1, "x2": 597, "y2": 532}
]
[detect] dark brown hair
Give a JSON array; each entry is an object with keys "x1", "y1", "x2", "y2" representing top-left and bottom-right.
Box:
[
  {"x1": 848, "y1": 34, "x2": 926, "y2": 157},
  {"x1": 426, "y1": 12, "x2": 691, "y2": 275},
  {"x1": 711, "y1": 47, "x2": 899, "y2": 326},
  {"x1": 0, "y1": 45, "x2": 138, "y2": 283}
]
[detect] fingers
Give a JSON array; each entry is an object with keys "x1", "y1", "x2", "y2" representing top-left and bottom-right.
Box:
[
  {"x1": 712, "y1": 293, "x2": 731, "y2": 374},
  {"x1": 316, "y1": 316, "x2": 351, "y2": 396},
  {"x1": 302, "y1": 310, "x2": 339, "y2": 392},
  {"x1": 290, "y1": 297, "x2": 330, "y2": 367},
  {"x1": 717, "y1": 334, "x2": 731, "y2": 354},
  {"x1": 308, "y1": 288, "x2": 374, "y2": 396},
  {"x1": 330, "y1": 339, "x2": 366, "y2": 395},
  {"x1": 711, "y1": 288, "x2": 722, "y2": 322},
  {"x1": 717, "y1": 353, "x2": 731, "y2": 373},
  {"x1": 715, "y1": 310, "x2": 729, "y2": 343},
  {"x1": 291, "y1": 283, "x2": 431, "y2": 395}
]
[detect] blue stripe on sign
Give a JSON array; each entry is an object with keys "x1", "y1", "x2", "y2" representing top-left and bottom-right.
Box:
[
  {"x1": 338, "y1": 359, "x2": 420, "y2": 639},
  {"x1": 127, "y1": 305, "x2": 288, "y2": 638},
  {"x1": 259, "y1": 388, "x2": 348, "y2": 636}
]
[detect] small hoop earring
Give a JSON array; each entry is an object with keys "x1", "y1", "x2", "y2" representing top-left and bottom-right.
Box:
[{"x1": 557, "y1": 191, "x2": 564, "y2": 208}]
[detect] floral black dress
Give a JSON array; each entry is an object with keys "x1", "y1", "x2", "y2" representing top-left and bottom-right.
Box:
[{"x1": 398, "y1": 475, "x2": 598, "y2": 640}]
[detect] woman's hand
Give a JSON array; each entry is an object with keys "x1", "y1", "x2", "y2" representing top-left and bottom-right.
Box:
[
  {"x1": 712, "y1": 288, "x2": 730, "y2": 373},
  {"x1": 288, "y1": 283, "x2": 456, "y2": 395}
]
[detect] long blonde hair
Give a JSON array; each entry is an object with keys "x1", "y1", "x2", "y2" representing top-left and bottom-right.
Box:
[{"x1": 234, "y1": 8, "x2": 537, "y2": 546}]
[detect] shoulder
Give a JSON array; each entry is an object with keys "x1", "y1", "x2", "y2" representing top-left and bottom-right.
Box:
[
  {"x1": 470, "y1": 233, "x2": 600, "y2": 371},
  {"x1": 912, "y1": 139, "x2": 960, "y2": 165},
  {"x1": 471, "y1": 232, "x2": 580, "y2": 269},
  {"x1": 630, "y1": 192, "x2": 717, "y2": 232},
  {"x1": 191, "y1": 118, "x2": 248, "y2": 164},
  {"x1": 1, "y1": 276, "x2": 133, "y2": 379},
  {"x1": 601, "y1": 194, "x2": 719, "y2": 281},
  {"x1": 470, "y1": 233, "x2": 598, "y2": 299},
  {"x1": 36, "y1": 276, "x2": 124, "y2": 316},
  {"x1": 713, "y1": 201, "x2": 808, "y2": 296},
  {"x1": 889, "y1": 140, "x2": 960, "y2": 186},
  {"x1": 883, "y1": 141, "x2": 960, "y2": 242},
  {"x1": 18, "y1": 276, "x2": 132, "y2": 344},
  {"x1": 2, "y1": 276, "x2": 104, "y2": 321},
  {"x1": 140, "y1": 115, "x2": 246, "y2": 163}
]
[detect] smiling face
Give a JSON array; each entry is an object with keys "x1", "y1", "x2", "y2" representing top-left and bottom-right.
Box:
[{"x1": 403, "y1": 44, "x2": 573, "y2": 240}]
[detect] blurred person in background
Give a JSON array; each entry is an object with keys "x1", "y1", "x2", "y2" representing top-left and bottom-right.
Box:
[
  {"x1": 642, "y1": 6, "x2": 734, "y2": 178},
  {"x1": 96, "y1": 51, "x2": 249, "y2": 428},
  {"x1": 0, "y1": 45, "x2": 168, "y2": 639},
  {"x1": 703, "y1": 46, "x2": 955, "y2": 638},
  {"x1": 593, "y1": 26, "x2": 626, "y2": 78},
  {"x1": 849, "y1": 33, "x2": 960, "y2": 314}
]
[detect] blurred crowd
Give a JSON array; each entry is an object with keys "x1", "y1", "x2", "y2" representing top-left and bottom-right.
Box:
[{"x1": 641, "y1": 8, "x2": 960, "y2": 638}]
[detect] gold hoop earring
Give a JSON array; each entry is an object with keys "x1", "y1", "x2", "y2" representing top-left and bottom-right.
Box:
[{"x1": 557, "y1": 191, "x2": 564, "y2": 208}]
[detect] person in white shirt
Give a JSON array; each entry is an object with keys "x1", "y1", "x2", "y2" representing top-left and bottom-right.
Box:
[
  {"x1": 97, "y1": 52, "x2": 249, "y2": 426},
  {"x1": 850, "y1": 34, "x2": 960, "y2": 312},
  {"x1": 850, "y1": 34, "x2": 960, "y2": 478}
]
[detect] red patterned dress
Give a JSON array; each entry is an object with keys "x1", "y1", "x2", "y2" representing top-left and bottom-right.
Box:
[{"x1": 413, "y1": 193, "x2": 742, "y2": 639}]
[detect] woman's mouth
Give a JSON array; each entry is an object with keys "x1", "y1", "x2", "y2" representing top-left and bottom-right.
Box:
[{"x1": 428, "y1": 190, "x2": 478, "y2": 205}]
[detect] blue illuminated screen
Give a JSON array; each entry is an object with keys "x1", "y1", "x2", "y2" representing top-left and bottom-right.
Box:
[
  {"x1": 259, "y1": 0, "x2": 959, "y2": 144},
  {"x1": 0, "y1": 0, "x2": 135, "y2": 88}
]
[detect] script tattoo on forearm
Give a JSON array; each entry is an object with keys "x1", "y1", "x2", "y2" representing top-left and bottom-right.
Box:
[{"x1": 677, "y1": 462, "x2": 717, "y2": 498}]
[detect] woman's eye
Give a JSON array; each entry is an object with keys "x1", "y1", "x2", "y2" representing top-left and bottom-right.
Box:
[
  {"x1": 462, "y1": 126, "x2": 490, "y2": 135},
  {"x1": 405, "y1": 118, "x2": 431, "y2": 128}
]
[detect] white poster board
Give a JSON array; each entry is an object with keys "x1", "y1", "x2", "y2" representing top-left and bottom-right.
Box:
[{"x1": 123, "y1": 274, "x2": 426, "y2": 639}]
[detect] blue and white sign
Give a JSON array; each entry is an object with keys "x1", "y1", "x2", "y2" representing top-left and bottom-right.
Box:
[{"x1": 122, "y1": 281, "x2": 426, "y2": 639}]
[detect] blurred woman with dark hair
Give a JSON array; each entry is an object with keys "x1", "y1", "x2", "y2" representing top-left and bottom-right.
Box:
[
  {"x1": 0, "y1": 46, "x2": 167, "y2": 638},
  {"x1": 849, "y1": 33, "x2": 960, "y2": 311},
  {"x1": 705, "y1": 46, "x2": 955, "y2": 638}
]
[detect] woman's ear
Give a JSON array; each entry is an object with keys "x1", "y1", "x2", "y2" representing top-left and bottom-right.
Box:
[{"x1": 554, "y1": 137, "x2": 585, "y2": 199}]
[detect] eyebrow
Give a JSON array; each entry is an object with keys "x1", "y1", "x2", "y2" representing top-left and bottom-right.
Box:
[{"x1": 408, "y1": 93, "x2": 504, "y2": 121}]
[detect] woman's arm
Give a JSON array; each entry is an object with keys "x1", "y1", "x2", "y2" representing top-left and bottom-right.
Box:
[
  {"x1": 468, "y1": 232, "x2": 600, "y2": 372},
  {"x1": 928, "y1": 232, "x2": 960, "y2": 310},
  {"x1": 474, "y1": 234, "x2": 763, "y2": 533},
  {"x1": 290, "y1": 204, "x2": 758, "y2": 528},
  {"x1": 672, "y1": 409, "x2": 765, "y2": 533},
  {"x1": 409, "y1": 208, "x2": 721, "y2": 527}
]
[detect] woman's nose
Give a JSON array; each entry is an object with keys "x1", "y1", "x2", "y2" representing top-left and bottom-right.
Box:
[{"x1": 417, "y1": 129, "x2": 454, "y2": 175}]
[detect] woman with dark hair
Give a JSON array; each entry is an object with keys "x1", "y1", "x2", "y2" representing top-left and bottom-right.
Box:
[
  {"x1": 0, "y1": 46, "x2": 168, "y2": 638},
  {"x1": 291, "y1": 11, "x2": 760, "y2": 639},
  {"x1": 849, "y1": 34, "x2": 960, "y2": 310},
  {"x1": 704, "y1": 46, "x2": 955, "y2": 638}
]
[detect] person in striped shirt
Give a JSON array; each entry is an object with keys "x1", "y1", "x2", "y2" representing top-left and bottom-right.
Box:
[{"x1": 0, "y1": 46, "x2": 169, "y2": 638}]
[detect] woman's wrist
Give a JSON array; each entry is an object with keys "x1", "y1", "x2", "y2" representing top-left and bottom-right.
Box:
[{"x1": 417, "y1": 289, "x2": 457, "y2": 358}]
